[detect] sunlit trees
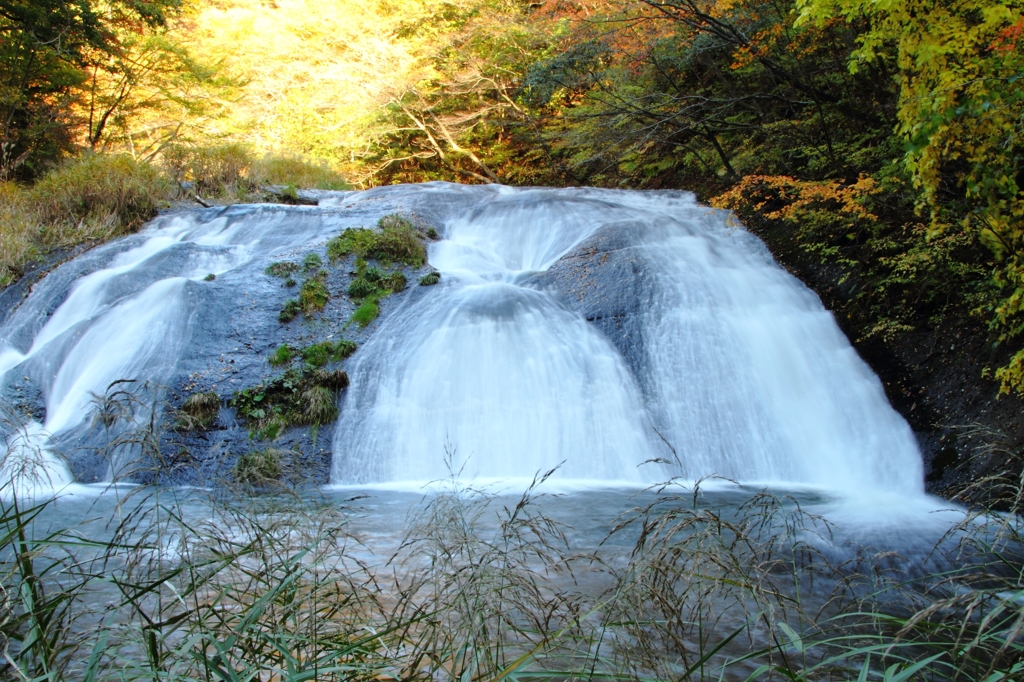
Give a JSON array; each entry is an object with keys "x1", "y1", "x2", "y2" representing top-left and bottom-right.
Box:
[{"x1": 0, "y1": 0, "x2": 183, "y2": 178}]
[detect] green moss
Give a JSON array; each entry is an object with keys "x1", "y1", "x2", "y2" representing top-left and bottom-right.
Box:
[
  {"x1": 279, "y1": 299, "x2": 301, "y2": 323},
  {"x1": 299, "y1": 273, "x2": 329, "y2": 313},
  {"x1": 347, "y1": 277, "x2": 376, "y2": 298},
  {"x1": 203, "y1": 273, "x2": 216, "y2": 281},
  {"x1": 419, "y1": 271, "x2": 441, "y2": 286},
  {"x1": 326, "y1": 213, "x2": 427, "y2": 267},
  {"x1": 268, "y1": 344, "x2": 294, "y2": 366},
  {"x1": 351, "y1": 298, "x2": 380, "y2": 327},
  {"x1": 177, "y1": 391, "x2": 220, "y2": 430},
  {"x1": 381, "y1": 271, "x2": 407, "y2": 292},
  {"x1": 233, "y1": 448, "x2": 282, "y2": 484},
  {"x1": 265, "y1": 261, "x2": 299, "y2": 278},
  {"x1": 302, "y1": 253, "x2": 323, "y2": 271},
  {"x1": 283, "y1": 277, "x2": 296, "y2": 287},
  {"x1": 301, "y1": 339, "x2": 357, "y2": 368},
  {"x1": 426, "y1": 227, "x2": 439, "y2": 239}
]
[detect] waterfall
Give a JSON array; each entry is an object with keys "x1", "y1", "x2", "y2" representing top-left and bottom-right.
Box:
[
  {"x1": 330, "y1": 186, "x2": 923, "y2": 494},
  {"x1": 0, "y1": 183, "x2": 923, "y2": 497}
]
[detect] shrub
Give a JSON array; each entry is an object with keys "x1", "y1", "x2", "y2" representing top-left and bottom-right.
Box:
[
  {"x1": 231, "y1": 365, "x2": 349, "y2": 437},
  {"x1": 302, "y1": 253, "x2": 322, "y2": 271},
  {"x1": 311, "y1": 367, "x2": 350, "y2": 390},
  {"x1": 0, "y1": 182, "x2": 37, "y2": 287},
  {"x1": 299, "y1": 273, "x2": 330, "y2": 313},
  {"x1": 31, "y1": 154, "x2": 173, "y2": 234},
  {"x1": 163, "y1": 143, "x2": 255, "y2": 198},
  {"x1": 233, "y1": 448, "x2": 283, "y2": 483},
  {"x1": 268, "y1": 344, "x2": 294, "y2": 367},
  {"x1": 381, "y1": 271, "x2": 407, "y2": 292},
  {"x1": 279, "y1": 299, "x2": 301, "y2": 323},
  {"x1": 419, "y1": 271, "x2": 441, "y2": 286},
  {"x1": 177, "y1": 391, "x2": 220, "y2": 430},
  {"x1": 301, "y1": 340, "x2": 358, "y2": 368},
  {"x1": 303, "y1": 385, "x2": 338, "y2": 424}
]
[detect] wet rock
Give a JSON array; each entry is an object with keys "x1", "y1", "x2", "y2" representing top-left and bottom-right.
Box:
[{"x1": 533, "y1": 222, "x2": 656, "y2": 391}]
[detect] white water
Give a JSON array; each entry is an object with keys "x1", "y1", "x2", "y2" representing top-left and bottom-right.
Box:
[
  {"x1": 0, "y1": 183, "x2": 923, "y2": 499},
  {"x1": 331, "y1": 186, "x2": 923, "y2": 495},
  {"x1": 0, "y1": 205, "x2": 350, "y2": 493}
]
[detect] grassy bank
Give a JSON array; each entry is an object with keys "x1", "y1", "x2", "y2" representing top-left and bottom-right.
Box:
[{"x1": 0, "y1": 148, "x2": 350, "y2": 290}]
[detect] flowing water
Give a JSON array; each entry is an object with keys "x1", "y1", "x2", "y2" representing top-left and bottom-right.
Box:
[{"x1": 0, "y1": 182, "x2": 922, "y2": 499}]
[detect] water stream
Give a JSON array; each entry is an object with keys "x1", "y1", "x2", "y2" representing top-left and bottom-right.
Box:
[{"x1": 0, "y1": 183, "x2": 922, "y2": 500}]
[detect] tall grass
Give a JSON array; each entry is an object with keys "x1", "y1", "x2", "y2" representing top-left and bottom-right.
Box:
[{"x1": 163, "y1": 143, "x2": 351, "y2": 199}]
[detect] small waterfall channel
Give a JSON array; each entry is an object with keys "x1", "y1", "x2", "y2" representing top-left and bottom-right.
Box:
[{"x1": 0, "y1": 183, "x2": 923, "y2": 499}]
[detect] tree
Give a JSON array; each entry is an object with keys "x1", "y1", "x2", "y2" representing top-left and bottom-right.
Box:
[{"x1": 0, "y1": 0, "x2": 180, "y2": 178}]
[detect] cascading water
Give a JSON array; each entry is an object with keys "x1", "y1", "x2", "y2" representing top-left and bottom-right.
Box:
[
  {"x1": 330, "y1": 186, "x2": 922, "y2": 494},
  {"x1": 0, "y1": 182, "x2": 923, "y2": 498}
]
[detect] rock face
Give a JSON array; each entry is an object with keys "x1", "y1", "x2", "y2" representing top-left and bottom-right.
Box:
[
  {"x1": 0, "y1": 189, "x2": 451, "y2": 489},
  {"x1": 532, "y1": 223, "x2": 656, "y2": 394}
]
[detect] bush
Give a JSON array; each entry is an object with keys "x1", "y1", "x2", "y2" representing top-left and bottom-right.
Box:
[
  {"x1": 2, "y1": 155, "x2": 173, "y2": 289},
  {"x1": 266, "y1": 261, "x2": 299, "y2": 278},
  {"x1": 347, "y1": 277, "x2": 376, "y2": 298},
  {"x1": 231, "y1": 365, "x2": 348, "y2": 437},
  {"x1": 381, "y1": 271, "x2": 407, "y2": 292},
  {"x1": 163, "y1": 143, "x2": 255, "y2": 198},
  {"x1": 301, "y1": 340, "x2": 357, "y2": 368},
  {"x1": 31, "y1": 154, "x2": 173, "y2": 232},
  {"x1": 302, "y1": 385, "x2": 338, "y2": 424},
  {"x1": 249, "y1": 155, "x2": 352, "y2": 190},
  {"x1": 302, "y1": 253, "x2": 322, "y2": 271}
]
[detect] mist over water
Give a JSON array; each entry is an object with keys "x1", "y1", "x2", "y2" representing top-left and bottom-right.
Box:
[{"x1": 0, "y1": 183, "x2": 923, "y2": 499}]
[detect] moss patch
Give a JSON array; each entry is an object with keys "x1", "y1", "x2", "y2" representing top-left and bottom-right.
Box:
[
  {"x1": 326, "y1": 214, "x2": 426, "y2": 267},
  {"x1": 231, "y1": 366, "x2": 348, "y2": 438},
  {"x1": 299, "y1": 272, "x2": 329, "y2": 313},
  {"x1": 419, "y1": 271, "x2": 440, "y2": 286}
]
